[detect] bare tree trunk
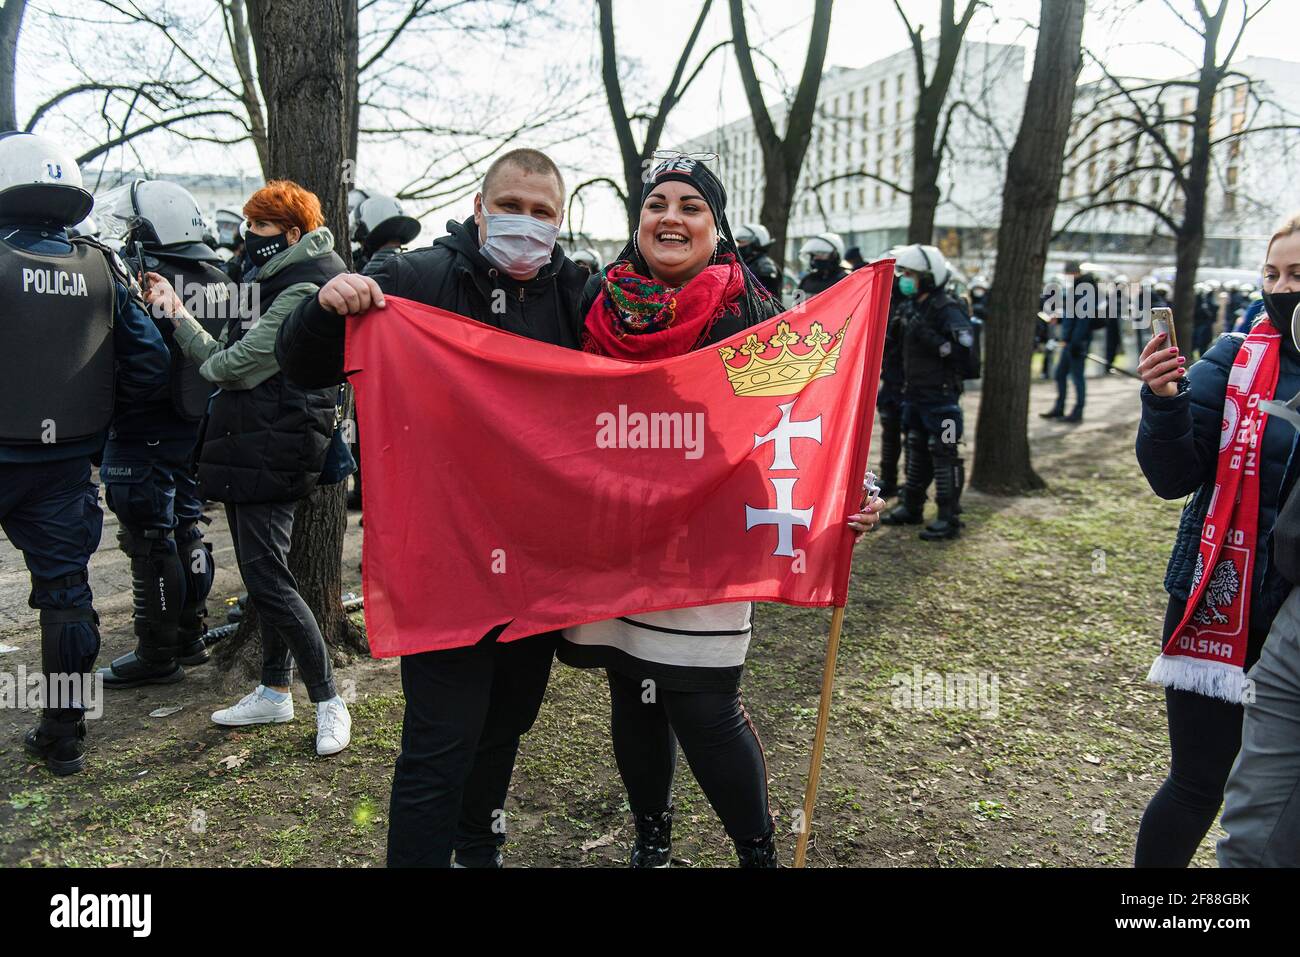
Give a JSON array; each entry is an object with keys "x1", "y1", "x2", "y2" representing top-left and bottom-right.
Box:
[
  {"x1": 220, "y1": 0, "x2": 362, "y2": 671},
  {"x1": 0, "y1": 0, "x2": 27, "y2": 132},
  {"x1": 729, "y1": 0, "x2": 834, "y2": 274},
  {"x1": 1174, "y1": 10, "x2": 1224, "y2": 351},
  {"x1": 972, "y1": 0, "x2": 1086, "y2": 495},
  {"x1": 225, "y1": 0, "x2": 270, "y2": 176},
  {"x1": 895, "y1": 0, "x2": 981, "y2": 246},
  {"x1": 598, "y1": 0, "x2": 716, "y2": 233}
]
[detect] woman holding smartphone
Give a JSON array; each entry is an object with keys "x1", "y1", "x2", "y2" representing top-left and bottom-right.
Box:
[{"x1": 1132, "y1": 213, "x2": 1300, "y2": 866}]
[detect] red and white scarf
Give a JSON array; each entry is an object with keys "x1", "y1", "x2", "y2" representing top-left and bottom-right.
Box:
[{"x1": 1148, "y1": 321, "x2": 1281, "y2": 703}]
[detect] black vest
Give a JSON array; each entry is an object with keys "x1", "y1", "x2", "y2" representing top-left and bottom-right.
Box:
[
  {"x1": 149, "y1": 254, "x2": 234, "y2": 421},
  {"x1": 0, "y1": 238, "x2": 114, "y2": 444},
  {"x1": 198, "y1": 251, "x2": 346, "y2": 503}
]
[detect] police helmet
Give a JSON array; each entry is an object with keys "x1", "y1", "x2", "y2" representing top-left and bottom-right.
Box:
[
  {"x1": 734, "y1": 223, "x2": 771, "y2": 249},
  {"x1": 352, "y1": 193, "x2": 420, "y2": 251},
  {"x1": 571, "y1": 247, "x2": 601, "y2": 271},
  {"x1": 800, "y1": 231, "x2": 845, "y2": 261},
  {"x1": 0, "y1": 132, "x2": 94, "y2": 226},
  {"x1": 892, "y1": 243, "x2": 951, "y2": 290}
]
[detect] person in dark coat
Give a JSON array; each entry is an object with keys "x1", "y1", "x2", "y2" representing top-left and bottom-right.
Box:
[
  {"x1": 1134, "y1": 215, "x2": 1300, "y2": 866},
  {"x1": 1, "y1": 132, "x2": 171, "y2": 776},
  {"x1": 1217, "y1": 213, "x2": 1300, "y2": 866},
  {"x1": 1041, "y1": 261, "x2": 1096, "y2": 423},
  {"x1": 145, "y1": 180, "x2": 352, "y2": 759},
  {"x1": 797, "y1": 232, "x2": 849, "y2": 298},
  {"x1": 275, "y1": 148, "x2": 588, "y2": 868}
]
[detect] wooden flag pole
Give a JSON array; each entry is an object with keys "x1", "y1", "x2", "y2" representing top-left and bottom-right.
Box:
[{"x1": 794, "y1": 602, "x2": 847, "y2": 868}]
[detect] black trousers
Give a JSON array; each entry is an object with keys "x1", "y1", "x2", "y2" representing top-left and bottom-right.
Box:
[
  {"x1": 606, "y1": 668, "x2": 772, "y2": 842},
  {"x1": 386, "y1": 632, "x2": 557, "y2": 867}
]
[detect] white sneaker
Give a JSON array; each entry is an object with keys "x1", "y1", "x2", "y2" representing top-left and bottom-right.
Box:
[
  {"x1": 315, "y1": 696, "x2": 351, "y2": 756},
  {"x1": 211, "y1": 685, "x2": 295, "y2": 726}
]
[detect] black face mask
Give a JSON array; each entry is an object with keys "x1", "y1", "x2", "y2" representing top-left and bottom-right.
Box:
[
  {"x1": 245, "y1": 230, "x2": 289, "y2": 267},
  {"x1": 1264, "y1": 289, "x2": 1300, "y2": 331}
]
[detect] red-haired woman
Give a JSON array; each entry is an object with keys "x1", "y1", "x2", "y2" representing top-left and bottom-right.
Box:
[{"x1": 142, "y1": 180, "x2": 353, "y2": 757}]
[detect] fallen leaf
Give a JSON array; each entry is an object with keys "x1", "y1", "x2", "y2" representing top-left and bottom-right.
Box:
[
  {"x1": 579, "y1": 832, "x2": 616, "y2": 853},
  {"x1": 149, "y1": 706, "x2": 184, "y2": 718}
]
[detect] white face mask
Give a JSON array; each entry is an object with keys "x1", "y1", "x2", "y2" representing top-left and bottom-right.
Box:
[{"x1": 478, "y1": 211, "x2": 559, "y2": 279}]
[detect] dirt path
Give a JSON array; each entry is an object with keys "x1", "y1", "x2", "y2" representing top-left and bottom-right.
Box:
[{"x1": 2, "y1": 369, "x2": 1194, "y2": 867}]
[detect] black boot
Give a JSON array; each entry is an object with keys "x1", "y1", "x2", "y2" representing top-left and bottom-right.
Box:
[
  {"x1": 1063, "y1": 407, "x2": 1084, "y2": 423},
  {"x1": 919, "y1": 506, "x2": 962, "y2": 541},
  {"x1": 881, "y1": 501, "x2": 924, "y2": 525},
  {"x1": 99, "y1": 527, "x2": 185, "y2": 688},
  {"x1": 630, "y1": 807, "x2": 673, "y2": 868},
  {"x1": 1039, "y1": 406, "x2": 1065, "y2": 419},
  {"x1": 24, "y1": 712, "x2": 87, "y2": 776},
  {"x1": 920, "y1": 455, "x2": 964, "y2": 541},
  {"x1": 176, "y1": 523, "x2": 213, "y2": 666},
  {"x1": 735, "y1": 829, "x2": 778, "y2": 868},
  {"x1": 881, "y1": 430, "x2": 929, "y2": 524},
  {"x1": 878, "y1": 415, "x2": 902, "y2": 499},
  {"x1": 176, "y1": 602, "x2": 210, "y2": 666}
]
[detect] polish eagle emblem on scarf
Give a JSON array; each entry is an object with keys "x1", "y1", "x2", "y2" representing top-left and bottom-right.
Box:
[{"x1": 1189, "y1": 553, "x2": 1242, "y2": 627}]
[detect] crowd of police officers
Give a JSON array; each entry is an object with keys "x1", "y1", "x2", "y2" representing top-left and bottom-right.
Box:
[{"x1": 0, "y1": 132, "x2": 422, "y2": 775}]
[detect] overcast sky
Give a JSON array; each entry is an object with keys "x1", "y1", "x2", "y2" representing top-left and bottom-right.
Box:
[{"x1": 17, "y1": 0, "x2": 1299, "y2": 240}]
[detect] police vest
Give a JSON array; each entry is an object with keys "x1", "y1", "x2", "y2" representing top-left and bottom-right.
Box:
[
  {"x1": 0, "y1": 238, "x2": 114, "y2": 444},
  {"x1": 147, "y1": 254, "x2": 235, "y2": 421}
]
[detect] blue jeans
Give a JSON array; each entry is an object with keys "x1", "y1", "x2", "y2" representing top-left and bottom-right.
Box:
[{"x1": 1052, "y1": 338, "x2": 1091, "y2": 413}]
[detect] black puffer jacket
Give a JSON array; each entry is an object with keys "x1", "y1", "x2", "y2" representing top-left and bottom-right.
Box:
[
  {"x1": 1138, "y1": 326, "x2": 1300, "y2": 637},
  {"x1": 276, "y1": 217, "x2": 589, "y2": 389},
  {"x1": 199, "y1": 250, "x2": 345, "y2": 503}
]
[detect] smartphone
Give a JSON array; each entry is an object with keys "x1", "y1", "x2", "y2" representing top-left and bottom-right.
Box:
[{"x1": 1150, "y1": 307, "x2": 1177, "y2": 352}]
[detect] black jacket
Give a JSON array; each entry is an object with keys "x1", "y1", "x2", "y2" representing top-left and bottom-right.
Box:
[
  {"x1": 276, "y1": 217, "x2": 589, "y2": 389},
  {"x1": 1138, "y1": 328, "x2": 1300, "y2": 635},
  {"x1": 900, "y1": 289, "x2": 973, "y2": 403},
  {"x1": 199, "y1": 250, "x2": 345, "y2": 504},
  {"x1": 798, "y1": 264, "x2": 849, "y2": 298}
]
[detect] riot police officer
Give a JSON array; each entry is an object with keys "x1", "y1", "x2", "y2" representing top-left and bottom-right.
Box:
[
  {"x1": 352, "y1": 192, "x2": 420, "y2": 277},
  {"x1": 797, "y1": 232, "x2": 849, "y2": 298},
  {"x1": 734, "y1": 223, "x2": 782, "y2": 298},
  {"x1": 0, "y1": 133, "x2": 170, "y2": 773},
  {"x1": 880, "y1": 244, "x2": 973, "y2": 541},
  {"x1": 93, "y1": 180, "x2": 233, "y2": 688}
]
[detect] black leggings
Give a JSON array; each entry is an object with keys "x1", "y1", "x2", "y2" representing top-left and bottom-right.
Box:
[
  {"x1": 606, "y1": 669, "x2": 772, "y2": 842},
  {"x1": 1134, "y1": 596, "x2": 1259, "y2": 867}
]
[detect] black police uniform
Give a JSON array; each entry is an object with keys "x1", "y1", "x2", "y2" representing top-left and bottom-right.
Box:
[
  {"x1": 0, "y1": 226, "x2": 170, "y2": 773},
  {"x1": 883, "y1": 288, "x2": 973, "y2": 539},
  {"x1": 876, "y1": 280, "x2": 906, "y2": 498},
  {"x1": 98, "y1": 251, "x2": 232, "y2": 686},
  {"x1": 740, "y1": 245, "x2": 782, "y2": 298}
]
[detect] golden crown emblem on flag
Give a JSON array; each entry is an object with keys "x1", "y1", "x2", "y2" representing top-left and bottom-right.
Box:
[{"x1": 719, "y1": 317, "x2": 850, "y2": 397}]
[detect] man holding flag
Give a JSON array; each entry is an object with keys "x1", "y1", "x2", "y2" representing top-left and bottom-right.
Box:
[{"x1": 277, "y1": 148, "x2": 588, "y2": 867}]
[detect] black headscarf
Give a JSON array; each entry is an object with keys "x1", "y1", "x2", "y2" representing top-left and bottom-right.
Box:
[{"x1": 613, "y1": 154, "x2": 776, "y2": 320}]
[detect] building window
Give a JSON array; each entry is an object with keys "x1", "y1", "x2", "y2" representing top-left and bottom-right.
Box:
[{"x1": 897, "y1": 73, "x2": 904, "y2": 94}]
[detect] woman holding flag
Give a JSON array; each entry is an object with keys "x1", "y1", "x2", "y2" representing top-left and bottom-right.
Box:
[
  {"x1": 558, "y1": 153, "x2": 883, "y2": 867},
  {"x1": 1133, "y1": 211, "x2": 1300, "y2": 866}
]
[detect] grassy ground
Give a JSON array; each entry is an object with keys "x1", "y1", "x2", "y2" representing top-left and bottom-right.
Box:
[{"x1": 0, "y1": 397, "x2": 1201, "y2": 868}]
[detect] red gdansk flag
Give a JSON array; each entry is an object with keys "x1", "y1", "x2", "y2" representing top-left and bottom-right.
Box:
[{"x1": 346, "y1": 262, "x2": 892, "y2": 657}]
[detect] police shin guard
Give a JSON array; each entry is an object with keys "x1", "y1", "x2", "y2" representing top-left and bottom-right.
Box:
[
  {"x1": 25, "y1": 602, "x2": 98, "y2": 776},
  {"x1": 881, "y1": 430, "x2": 929, "y2": 525},
  {"x1": 878, "y1": 415, "x2": 902, "y2": 499},
  {"x1": 920, "y1": 443, "x2": 963, "y2": 542},
  {"x1": 100, "y1": 527, "x2": 185, "y2": 688},
  {"x1": 175, "y1": 521, "x2": 214, "y2": 666}
]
